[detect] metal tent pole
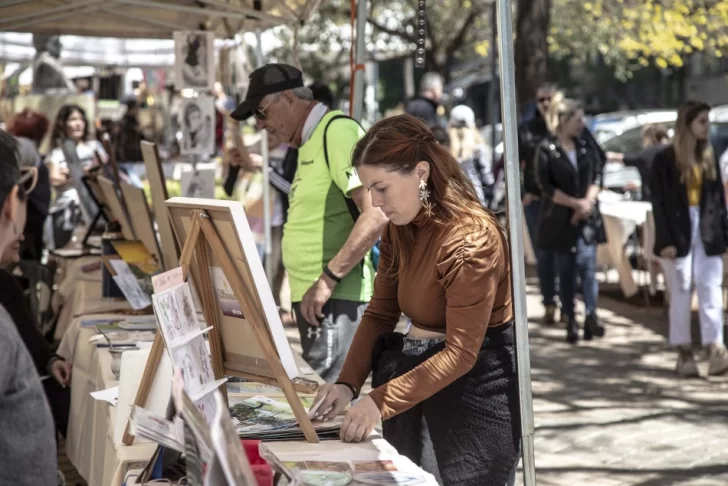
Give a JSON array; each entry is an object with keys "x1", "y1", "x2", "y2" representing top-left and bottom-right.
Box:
[
  {"x1": 494, "y1": 0, "x2": 537, "y2": 484},
  {"x1": 351, "y1": 0, "x2": 367, "y2": 120},
  {"x1": 255, "y1": 29, "x2": 273, "y2": 280}
]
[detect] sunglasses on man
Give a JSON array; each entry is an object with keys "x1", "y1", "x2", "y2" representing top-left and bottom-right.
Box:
[
  {"x1": 538, "y1": 96, "x2": 552, "y2": 103},
  {"x1": 253, "y1": 98, "x2": 275, "y2": 121}
]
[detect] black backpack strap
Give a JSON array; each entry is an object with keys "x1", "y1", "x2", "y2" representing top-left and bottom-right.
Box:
[{"x1": 323, "y1": 114, "x2": 365, "y2": 222}]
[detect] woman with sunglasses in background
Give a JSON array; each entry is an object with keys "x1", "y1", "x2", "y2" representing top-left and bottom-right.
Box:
[
  {"x1": 535, "y1": 97, "x2": 607, "y2": 344},
  {"x1": 651, "y1": 101, "x2": 728, "y2": 377}
]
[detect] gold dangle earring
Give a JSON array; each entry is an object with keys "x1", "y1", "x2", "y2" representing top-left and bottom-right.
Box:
[{"x1": 419, "y1": 178, "x2": 434, "y2": 217}]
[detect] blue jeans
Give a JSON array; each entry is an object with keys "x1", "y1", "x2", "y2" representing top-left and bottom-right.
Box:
[
  {"x1": 558, "y1": 237, "x2": 598, "y2": 320},
  {"x1": 524, "y1": 199, "x2": 558, "y2": 306}
]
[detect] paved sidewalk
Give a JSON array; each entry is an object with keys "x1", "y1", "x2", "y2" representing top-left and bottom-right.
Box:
[{"x1": 517, "y1": 275, "x2": 728, "y2": 486}]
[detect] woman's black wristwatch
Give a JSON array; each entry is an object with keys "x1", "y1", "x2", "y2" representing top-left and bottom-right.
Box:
[{"x1": 335, "y1": 381, "x2": 359, "y2": 399}]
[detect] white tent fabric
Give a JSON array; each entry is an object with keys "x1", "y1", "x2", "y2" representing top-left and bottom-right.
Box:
[{"x1": 0, "y1": 0, "x2": 323, "y2": 39}]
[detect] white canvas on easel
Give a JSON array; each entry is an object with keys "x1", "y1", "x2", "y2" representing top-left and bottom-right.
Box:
[
  {"x1": 114, "y1": 348, "x2": 173, "y2": 444},
  {"x1": 165, "y1": 198, "x2": 302, "y2": 381}
]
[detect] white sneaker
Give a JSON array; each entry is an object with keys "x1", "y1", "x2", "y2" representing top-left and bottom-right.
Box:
[
  {"x1": 676, "y1": 347, "x2": 700, "y2": 377},
  {"x1": 707, "y1": 343, "x2": 728, "y2": 376}
]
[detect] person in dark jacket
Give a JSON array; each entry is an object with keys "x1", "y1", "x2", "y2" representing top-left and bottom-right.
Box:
[
  {"x1": 519, "y1": 83, "x2": 559, "y2": 323},
  {"x1": 607, "y1": 124, "x2": 670, "y2": 202},
  {"x1": 404, "y1": 72, "x2": 444, "y2": 128},
  {"x1": 650, "y1": 101, "x2": 728, "y2": 377},
  {"x1": 115, "y1": 97, "x2": 146, "y2": 187},
  {"x1": 535, "y1": 98, "x2": 607, "y2": 343}
]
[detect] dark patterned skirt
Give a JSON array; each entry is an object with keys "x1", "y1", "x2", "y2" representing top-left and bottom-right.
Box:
[{"x1": 372, "y1": 321, "x2": 521, "y2": 486}]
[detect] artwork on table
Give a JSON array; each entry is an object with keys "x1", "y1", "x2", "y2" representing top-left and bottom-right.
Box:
[
  {"x1": 107, "y1": 259, "x2": 152, "y2": 310},
  {"x1": 171, "y1": 336, "x2": 215, "y2": 396},
  {"x1": 181, "y1": 167, "x2": 215, "y2": 199},
  {"x1": 165, "y1": 198, "x2": 302, "y2": 380},
  {"x1": 152, "y1": 281, "x2": 201, "y2": 346},
  {"x1": 180, "y1": 95, "x2": 215, "y2": 156},
  {"x1": 174, "y1": 31, "x2": 215, "y2": 91}
]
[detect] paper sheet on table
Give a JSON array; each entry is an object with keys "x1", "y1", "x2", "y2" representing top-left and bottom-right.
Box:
[{"x1": 91, "y1": 386, "x2": 119, "y2": 407}]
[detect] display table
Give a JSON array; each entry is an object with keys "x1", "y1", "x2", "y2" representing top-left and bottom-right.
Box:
[{"x1": 58, "y1": 258, "x2": 434, "y2": 485}]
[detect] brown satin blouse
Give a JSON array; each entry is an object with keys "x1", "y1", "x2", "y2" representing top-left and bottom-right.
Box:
[{"x1": 336, "y1": 211, "x2": 513, "y2": 420}]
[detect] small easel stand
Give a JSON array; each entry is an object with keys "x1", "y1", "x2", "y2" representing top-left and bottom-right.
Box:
[{"x1": 123, "y1": 209, "x2": 319, "y2": 445}]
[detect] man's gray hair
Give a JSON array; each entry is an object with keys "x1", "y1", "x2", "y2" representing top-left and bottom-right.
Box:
[
  {"x1": 419, "y1": 72, "x2": 443, "y2": 94},
  {"x1": 269, "y1": 86, "x2": 314, "y2": 102},
  {"x1": 291, "y1": 86, "x2": 313, "y2": 100}
]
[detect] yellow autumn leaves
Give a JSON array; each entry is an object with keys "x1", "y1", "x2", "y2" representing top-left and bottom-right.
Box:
[{"x1": 548, "y1": 0, "x2": 728, "y2": 78}]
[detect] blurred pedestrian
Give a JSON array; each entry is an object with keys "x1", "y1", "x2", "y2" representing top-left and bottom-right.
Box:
[
  {"x1": 405, "y1": 72, "x2": 445, "y2": 128},
  {"x1": 535, "y1": 98, "x2": 607, "y2": 343},
  {"x1": 7, "y1": 109, "x2": 51, "y2": 261},
  {"x1": 606, "y1": 124, "x2": 670, "y2": 202},
  {"x1": 519, "y1": 83, "x2": 560, "y2": 323},
  {"x1": 46, "y1": 104, "x2": 108, "y2": 249},
  {"x1": 448, "y1": 104, "x2": 494, "y2": 206},
  {"x1": 114, "y1": 96, "x2": 146, "y2": 187},
  {"x1": 650, "y1": 101, "x2": 728, "y2": 377}
]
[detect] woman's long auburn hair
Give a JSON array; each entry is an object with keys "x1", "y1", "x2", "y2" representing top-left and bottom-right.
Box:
[
  {"x1": 351, "y1": 114, "x2": 501, "y2": 271},
  {"x1": 673, "y1": 100, "x2": 716, "y2": 183}
]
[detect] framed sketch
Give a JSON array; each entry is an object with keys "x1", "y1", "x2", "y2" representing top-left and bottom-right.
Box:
[
  {"x1": 181, "y1": 167, "x2": 216, "y2": 199},
  {"x1": 174, "y1": 31, "x2": 215, "y2": 91},
  {"x1": 165, "y1": 198, "x2": 302, "y2": 381},
  {"x1": 120, "y1": 181, "x2": 162, "y2": 264},
  {"x1": 97, "y1": 175, "x2": 136, "y2": 241},
  {"x1": 180, "y1": 95, "x2": 215, "y2": 156},
  {"x1": 141, "y1": 141, "x2": 179, "y2": 271}
]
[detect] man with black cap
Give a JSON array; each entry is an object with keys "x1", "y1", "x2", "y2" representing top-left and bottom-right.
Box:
[
  {"x1": 230, "y1": 64, "x2": 388, "y2": 381},
  {"x1": 0, "y1": 131, "x2": 57, "y2": 485}
]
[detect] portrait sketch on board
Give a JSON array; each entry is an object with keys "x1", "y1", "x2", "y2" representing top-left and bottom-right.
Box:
[{"x1": 174, "y1": 31, "x2": 215, "y2": 90}]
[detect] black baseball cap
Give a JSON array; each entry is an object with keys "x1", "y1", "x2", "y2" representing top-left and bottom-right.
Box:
[{"x1": 230, "y1": 63, "x2": 304, "y2": 121}]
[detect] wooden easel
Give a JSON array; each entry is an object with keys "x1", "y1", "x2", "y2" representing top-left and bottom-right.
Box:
[{"x1": 123, "y1": 209, "x2": 320, "y2": 445}]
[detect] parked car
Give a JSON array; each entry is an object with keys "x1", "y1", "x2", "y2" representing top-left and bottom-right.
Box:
[
  {"x1": 599, "y1": 105, "x2": 728, "y2": 196},
  {"x1": 591, "y1": 110, "x2": 677, "y2": 143}
]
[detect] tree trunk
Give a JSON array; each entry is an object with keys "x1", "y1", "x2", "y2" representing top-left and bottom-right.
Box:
[{"x1": 514, "y1": 0, "x2": 552, "y2": 115}]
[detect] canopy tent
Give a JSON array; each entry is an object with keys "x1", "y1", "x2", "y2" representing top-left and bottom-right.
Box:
[{"x1": 0, "y1": 0, "x2": 323, "y2": 39}]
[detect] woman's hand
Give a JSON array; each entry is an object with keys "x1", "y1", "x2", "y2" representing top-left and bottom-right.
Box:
[
  {"x1": 310, "y1": 383, "x2": 353, "y2": 422},
  {"x1": 660, "y1": 246, "x2": 677, "y2": 259},
  {"x1": 340, "y1": 396, "x2": 380, "y2": 443},
  {"x1": 50, "y1": 359, "x2": 72, "y2": 387}
]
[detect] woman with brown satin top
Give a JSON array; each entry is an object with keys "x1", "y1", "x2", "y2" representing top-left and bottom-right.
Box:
[{"x1": 312, "y1": 115, "x2": 520, "y2": 485}]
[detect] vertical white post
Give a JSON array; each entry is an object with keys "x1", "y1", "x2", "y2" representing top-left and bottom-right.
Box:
[
  {"x1": 494, "y1": 0, "x2": 537, "y2": 484},
  {"x1": 255, "y1": 30, "x2": 273, "y2": 280},
  {"x1": 351, "y1": 0, "x2": 368, "y2": 121}
]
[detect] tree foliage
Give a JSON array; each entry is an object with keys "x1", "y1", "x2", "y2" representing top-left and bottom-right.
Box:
[
  {"x1": 549, "y1": 0, "x2": 728, "y2": 79},
  {"x1": 267, "y1": 0, "x2": 494, "y2": 83}
]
